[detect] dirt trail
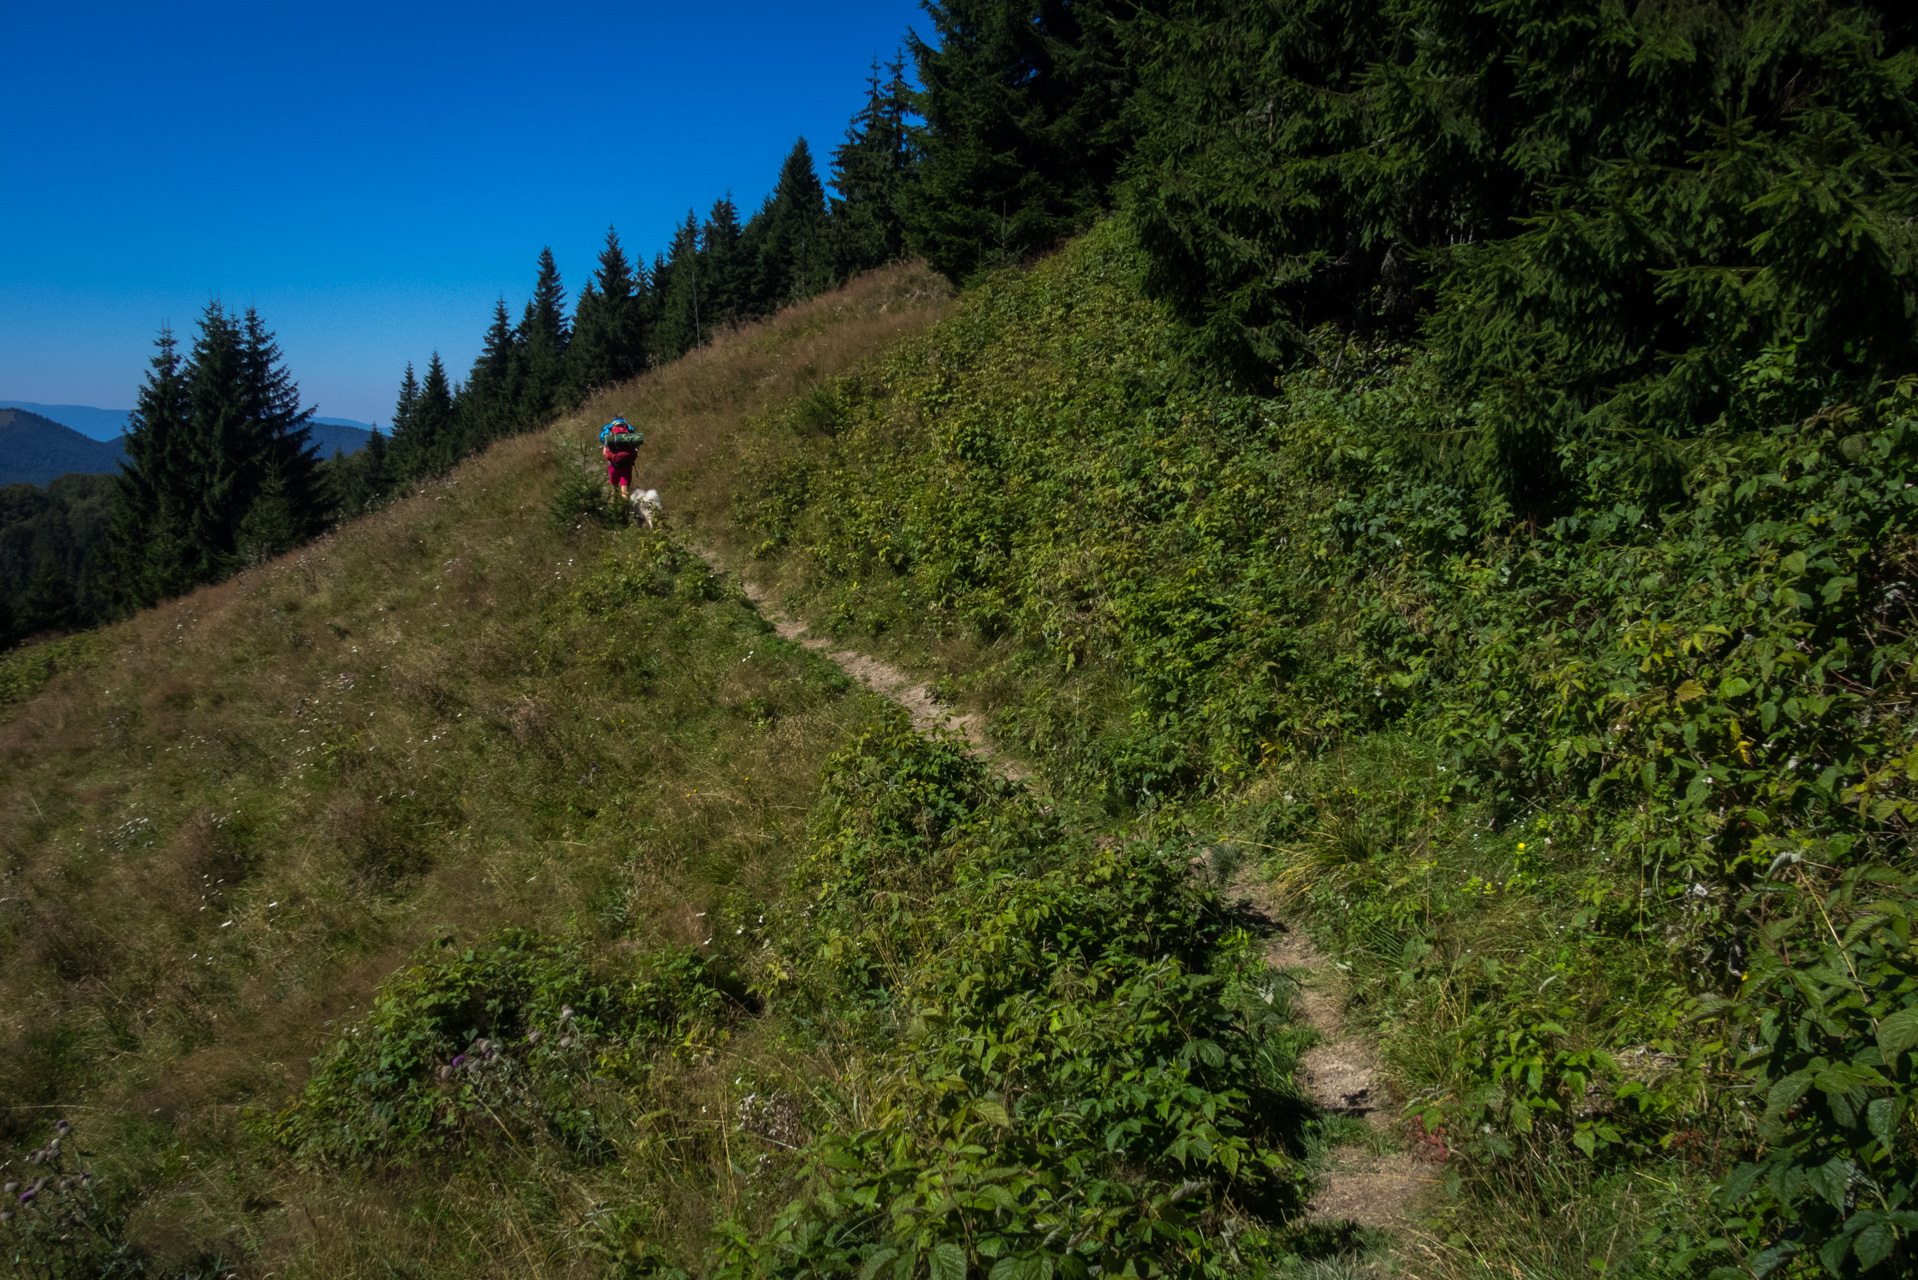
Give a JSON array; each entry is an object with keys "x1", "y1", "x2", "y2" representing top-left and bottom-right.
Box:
[
  {"x1": 698, "y1": 541, "x2": 1425, "y2": 1231},
  {"x1": 696, "y1": 547, "x2": 1028, "y2": 781},
  {"x1": 1235, "y1": 871, "x2": 1440, "y2": 1230}
]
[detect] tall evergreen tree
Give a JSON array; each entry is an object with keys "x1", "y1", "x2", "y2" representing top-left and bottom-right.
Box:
[
  {"x1": 829, "y1": 54, "x2": 918, "y2": 278},
  {"x1": 568, "y1": 279, "x2": 607, "y2": 402},
  {"x1": 391, "y1": 354, "x2": 456, "y2": 479},
  {"x1": 517, "y1": 247, "x2": 570, "y2": 422},
  {"x1": 904, "y1": 0, "x2": 1139, "y2": 282},
  {"x1": 461, "y1": 300, "x2": 523, "y2": 447},
  {"x1": 1126, "y1": 0, "x2": 1918, "y2": 512},
  {"x1": 568, "y1": 226, "x2": 647, "y2": 396},
  {"x1": 239, "y1": 307, "x2": 328, "y2": 541},
  {"x1": 109, "y1": 326, "x2": 196, "y2": 609},
  {"x1": 700, "y1": 197, "x2": 747, "y2": 329},
  {"x1": 181, "y1": 301, "x2": 254, "y2": 582},
  {"x1": 646, "y1": 251, "x2": 671, "y2": 360},
  {"x1": 742, "y1": 139, "x2": 831, "y2": 312},
  {"x1": 654, "y1": 211, "x2": 706, "y2": 362},
  {"x1": 391, "y1": 363, "x2": 420, "y2": 448}
]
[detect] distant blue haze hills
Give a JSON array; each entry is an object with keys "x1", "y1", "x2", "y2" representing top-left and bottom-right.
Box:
[{"x1": 0, "y1": 401, "x2": 375, "y2": 488}]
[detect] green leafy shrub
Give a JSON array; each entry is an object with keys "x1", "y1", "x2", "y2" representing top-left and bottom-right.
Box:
[
  {"x1": 719, "y1": 721, "x2": 1313, "y2": 1276},
  {"x1": 274, "y1": 932, "x2": 726, "y2": 1167},
  {"x1": 727, "y1": 218, "x2": 1918, "y2": 1271},
  {"x1": 1709, "y1": 865, "x2": 1918, "y2": 1278}
]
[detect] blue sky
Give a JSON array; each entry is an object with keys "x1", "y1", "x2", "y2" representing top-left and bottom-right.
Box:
[{"x1": 1, "y1": 1, "x2": 926, "y2": 428}]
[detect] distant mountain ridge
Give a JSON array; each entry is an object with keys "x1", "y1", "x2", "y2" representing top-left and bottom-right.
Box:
[
  {"x1": 0, "y1": 408, "x2": 127, "y2": 487},
  {"x1": 0, "y1": 401, "x2": 134, "y2": 441},
  {"x1": 1, "y1": 400, "x2": 378, "y2": 444},
  {"x1": 0, "y1": 402, "x2": 375, "y2": 481}
]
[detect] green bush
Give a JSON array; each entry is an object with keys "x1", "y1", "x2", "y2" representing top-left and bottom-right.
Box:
[
  {"x1": 728, "y1": 220, "x2": 1918, "y2": 1272},
  {"x1": 274, "y1": 932, "x2": 726, "y2": 1168},
  {"x1": 718, "y1": 721, "x2": 1313, "y2": 1276}
]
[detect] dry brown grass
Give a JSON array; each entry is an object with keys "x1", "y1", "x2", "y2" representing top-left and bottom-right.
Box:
[
  {"x1": 567, "y1": 260, "x2": 953, "y2": 532},
  {"x1": 0, "y1": 263, "x2": 954, "y2": 1275}
]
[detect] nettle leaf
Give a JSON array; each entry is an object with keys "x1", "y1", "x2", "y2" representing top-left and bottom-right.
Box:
[
  {"x1": 929, "y1": 1240, "x2": 968, "y2": 1280},
  {"x1": 1876, "y1": 1007, "x2": 1918, "y2": 1068},
  {"x1": 1806, "y1": 1156, "x2": 1852, "y2": 1210},
  {"x1": 1819, "y1": 1230, "x2": 1854, "y2": 1277},
  {"x1": 1718, "y1": 1161, "x2": 1764, "y2": 1205},
  {"x1": 1868, "y1": 1097, "x2": 1901, "y2": 1143},
  {"x1": 1766, "y1": 1070, "x2": 1815, "y2": 1119},
  {"x1": 1853, "y1": 1219, "x2": 1898, "y2": 1270},
  {"x1": 973, "y1": 1098, "x2": 1012, "y2": 1128}
]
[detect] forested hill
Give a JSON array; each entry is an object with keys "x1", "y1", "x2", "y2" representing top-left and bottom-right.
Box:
[
  {"x1": 4, "y1": 2, "x2": 1918, "y2": 1278},
  {"x1": 0, "y1": 407, "x2": 124, "y2": 486}
]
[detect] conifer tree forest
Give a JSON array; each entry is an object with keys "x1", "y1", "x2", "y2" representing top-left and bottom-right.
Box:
[{"x1": 10, "y1": 2, "x2": 1918, "y2": 1276}]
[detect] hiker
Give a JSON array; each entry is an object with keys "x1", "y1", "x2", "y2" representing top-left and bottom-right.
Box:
[{"x1": 600, "y1": 417, "x2": 643, "y2": 501}]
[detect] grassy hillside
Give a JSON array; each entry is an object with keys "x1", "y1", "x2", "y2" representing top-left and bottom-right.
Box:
[
  {"x1": 9, "y1": 217, "x2": 1914, "y2": 1276},
  {"x1": 1, "y1": 261, "x2": 1343, "y2": 1279},
  {"x1": 0, "y1": 267, "x2": 949, "y2": 1273},
  {"x1": 709, "y1": 221, "x2": 1918, "y2": 1277}
]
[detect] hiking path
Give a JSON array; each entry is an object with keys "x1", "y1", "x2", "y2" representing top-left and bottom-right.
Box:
[{"x1": 696, "y1": 540, "x2": 1433, "y2": 1239}]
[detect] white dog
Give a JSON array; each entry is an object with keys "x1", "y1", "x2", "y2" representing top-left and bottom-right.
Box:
[{"x1": 631, "y1": 488, "x2": 662, "y2": 527}]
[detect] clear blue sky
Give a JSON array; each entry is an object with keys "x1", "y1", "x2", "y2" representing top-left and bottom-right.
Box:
[{"x1": 1, "y1": 1, "x2": 926, "y2": 428}]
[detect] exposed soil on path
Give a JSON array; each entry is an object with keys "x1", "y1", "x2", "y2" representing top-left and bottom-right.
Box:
[
  {"x1": 694, "y1": 547, "x2": 1029, "y2": 782},
  {"x1": 1232, "y1": 870, "x2": 1441, "y2": 1233}
]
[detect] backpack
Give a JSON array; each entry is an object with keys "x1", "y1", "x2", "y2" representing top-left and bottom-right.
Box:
[{"x1": 600, "y1": 420, "x2": 643, "y2": 450}]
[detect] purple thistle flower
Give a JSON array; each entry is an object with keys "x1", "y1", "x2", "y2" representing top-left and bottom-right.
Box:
[{"x1": 53, "y1": 1119, "x2": 70, "y2": 1136}]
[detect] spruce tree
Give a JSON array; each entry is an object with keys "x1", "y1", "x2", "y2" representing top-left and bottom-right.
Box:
[
  {"x1": 181, "y1": 301, "x2": 254, "y2": 582},
  {"x1": 109, "y1": 326, "x2": 195, "y2": 609},
  {"x1": 654, "y1": 211, "x2": 705, "y2": 362},
  {"x1": 829, "y1": 54, "x2": 918, "y2": 278},
  {"x1": 517, "y1": 248, "x2": 570, "y2": 422},
  {"x1": 462, "y1": 300, "x2": 523, "y2": 447},
  {"x1": 325, "y1": 426, "x2": 387, "y2": 520},
  {"x1": 392, "y1": 354, "x2": 456, "y2": 479},
  {"x1": 646, "y1": 251, "x2": 671, "y2": 359},
  {"x1": 1125, "y1": 0, "x2": 1918, "y2": 513},
  {"x1": 567, "y1": 227, "x2": 648, "y2": 398},
  {"x1": 568, "y1": 279, "x2": 608, "y2": 401},
  {"x1": 743, "y1": 140, "x2": 831, "y2": 312},
  {"x1": 904, "y1": 0, "x2": 1138, "y2": 283},
  {"x1": 387, "y1": 363, "x2": 421, "y2": 485},
  {"x1": 239, "y1": 307, "x2": 328, "y2": 541},
  {"x1": 701, "y1": 197, "x2": 746, "y2": 329}
]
